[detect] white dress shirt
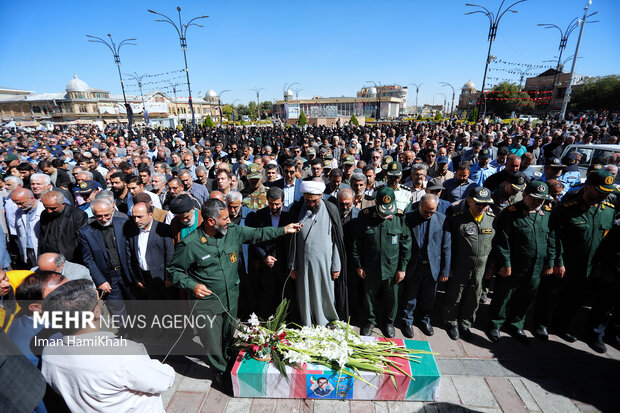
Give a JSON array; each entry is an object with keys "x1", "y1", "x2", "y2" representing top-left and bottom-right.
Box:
[{"x1": 137, "y1": 224, "x2": 151, "y2": 271}]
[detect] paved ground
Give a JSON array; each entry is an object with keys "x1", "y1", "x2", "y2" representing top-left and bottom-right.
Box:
[{"x1": 159, "y1": 300, "x2": 619, "y2": 412}]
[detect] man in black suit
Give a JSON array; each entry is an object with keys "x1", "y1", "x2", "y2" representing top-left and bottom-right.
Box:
[
  {"x1": 401, "y1": 194, "x2": 451, "y2": 338},
  {"x1": 38, "y1": 190, "x2": 88, "y2": 262},
  {"x1": 78, "y1": 199, "x2": 136, "y2": 318},
  {"x1": 246, "y1": 186, "x2": 290, "y2": 318},
  {"x1": 126, "y1": 201, "x2": 175, "y2": 301}
]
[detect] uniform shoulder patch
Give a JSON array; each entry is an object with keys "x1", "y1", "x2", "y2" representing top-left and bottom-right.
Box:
[
  {"x1": 604, "y1": 201, "x2": 615, "y2": 208},
  {"x1": 400, "y1": 185, "x2": 411, "y2": 192},
  {"x1": 361, "y1": 208, "x2": 371, "y2": 215},
  {"x1": 544, "y1": 204, "x2": 552, "y2": 211},
  {"x1": 486, "y1": 210, "x2": 495, "y2": 217}
]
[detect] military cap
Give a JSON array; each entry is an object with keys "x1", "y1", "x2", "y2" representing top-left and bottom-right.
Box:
[
  {"x1": 386, "y1": 161, "x2": 403, "y2": 177},
  {"x1": 77, "y1": 180, "x2": 98, "y2": 195},
  {"x1": 563, "y1": 153, "x2": 580, "y2": 172},
  {"x1": 323, "y1": 159, "x2": 333, "y2": 169},
  {"x1": 306, "y1": 147, "x2": 316, "y2": 156},
  {"x1": 525, "y1": 180, "x2": 552, "y2": 200},
  {"x1": 4, "y1": 154, "x2": 19, "y2": 162},
  {"x1": 343, "y1": 154, "x2": 356, "y2": 165},
  {"x1": 469, "y1": 187, "x2": 494, "y2": 204},
  {"x1": 545, "y1": 157, "x2": 566, "y2": 168},
  {"x1": 437, "y1": 156, "x2": 450, "y2": 165},
  {"x1": 479, "y1": 148, "x2": 492, "y2": 160},
  {"x1": 169, "y1": 194, "x2": 195, "y2": 214},
  {"x1": 375, "y1": 186, "x2": 396, "y2": 215},
  {"x1": 506, "y1": 171, "x2": 527, "y2": 191},
  {"x1": 247, "y1": 163, "x2": 263, "y2": 180},
  {"x1": 586, "y1": 170, "x2": 619, "y2": 194},
  {"x1": 426, "y1": 177, "x2": 445, "y2": 191}
]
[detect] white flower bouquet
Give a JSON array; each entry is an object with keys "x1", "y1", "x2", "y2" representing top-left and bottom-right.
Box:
[{"x1": 234, "y1": 300, "x2": 434, "y2": 389}]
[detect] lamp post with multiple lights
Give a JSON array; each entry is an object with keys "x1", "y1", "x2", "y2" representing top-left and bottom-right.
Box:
[
  {"x1": 148, "y1": 7, "x2": 208, "y2": 128},
  {"x1": 465, "y1": 0, "x2": 526, "y2": 120}
]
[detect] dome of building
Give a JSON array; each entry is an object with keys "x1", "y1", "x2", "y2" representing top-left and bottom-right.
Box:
[
  {"x1": 284, "y1": 89, "x2": 294, "y2": 98},
  {"x1": 367, "y1": 86, "x2": 377, "y2": 97},
  {"x1": 66, "y1": 73, "x2": 90, "y2": 92},
  {"x1": 206, "y1": 89, "x2": 217, "y2": 98},
  {"x1": 463, "y1": 80, "x2": 476, "y2": 90}
]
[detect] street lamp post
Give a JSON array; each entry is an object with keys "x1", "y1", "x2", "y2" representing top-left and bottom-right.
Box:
[
  {"x1": 366, "y1": 81, "x2": 381, "y2": 121},
  {"x1": 440, "y1": 82, "x2": 456, "y2": 117},
  {"x1": 231, "y1": 99, "x2": 240, "y2": 126},
  {"x1": 86, "y1": 33, "x2": 136, "y2": 127},
  {"x1": 538, "y1": 17, "x2": 583, "y2": 119},
  {"x1": 466, "y1": 0, "x2": 526, "y2": 121},
  {"x1": 559, "y1": 0, "x2": 597, "y2": 121},
  {"x1": 250, "y1": 87, "x2": 264, "y2": 121},
  {"x1": 217, "y1": 89, "x2": 231, "y2": 126},
  {"x1": 148, "y1": 7, "x2": 208, "y2": 129},
  {"x1": 409, "y1": 83, "x2": 423, "y2": 115},
  {"x1": 282, "y1": 82, "x2": 299, "y2": 122},
  {"x1": 165, "y1": 80, "x2": 182, "y2": 125},
  {"x1": 126, "y1": 72, "x2": 149, "y2": 124}
]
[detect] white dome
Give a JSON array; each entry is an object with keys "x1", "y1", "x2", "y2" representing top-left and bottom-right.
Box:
[
  {"x1": 367, "y1": 87, "x2": 377, "y2": 97},
  {"x1": 66, "y1": 73, "x2": 90, "y2": 92},
  {"x1": 463, "y1": 80, "x2": 475, "y2": 90},
  {"x1": 284, "y1": 89, "x2": 293, "y2": 98},
  {"x1": 206, "y1": 89, "x2": 217, "y2": 98}
]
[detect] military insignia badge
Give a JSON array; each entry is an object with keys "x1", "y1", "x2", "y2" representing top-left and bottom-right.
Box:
[
  {"x1": 229, "y1": 252, "x2": 237, "y2": 263},
  {"x1": 537, "y1": 185, "x2": 546, "y2": 193},
  {"x1": 465, "y1": 224, "x2": 477, "y2": 235},
  {"x1": 201, "y1": 237, "x2": 207, "y2": 243},
  {"x1": 479, "y1": 188, "x2": 489, "y2": 197},
  {"x1": 79, "y1": 182, "x2": 87, "y2": 189},
  {"x1": 383, "y1": 195, "x2": 392, "y2": 204},
  {"x1": 392, "y1": 163, "x2": 397, "y2": 170},
  {"x1": 605, "y1": 176, "x2": 613, "y2": 185}
]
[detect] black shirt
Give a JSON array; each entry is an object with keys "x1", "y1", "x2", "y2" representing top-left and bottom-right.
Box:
[{"x1": 99, "y1": 223, "x2": 121, "y2": 270}]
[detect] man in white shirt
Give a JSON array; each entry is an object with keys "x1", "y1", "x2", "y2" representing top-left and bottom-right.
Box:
[{"x1": 41, "y1": 279, "x2": 175, "y2": 413}]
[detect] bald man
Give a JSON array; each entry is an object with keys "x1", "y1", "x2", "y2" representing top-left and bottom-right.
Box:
[
  {"x1": 11, "y1": 188, "x2": 44, "y2": 267},
  {"x1": 36, "y1": 252, "x2": 91, "y2": 282},
  {"x1": 209, "y1": 190, "x2": 226, "y2": 203}
]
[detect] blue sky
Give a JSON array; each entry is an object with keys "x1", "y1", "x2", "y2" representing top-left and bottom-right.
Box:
[{"x1": 1, "y1": 0, "x2": 618, "y2": 107}]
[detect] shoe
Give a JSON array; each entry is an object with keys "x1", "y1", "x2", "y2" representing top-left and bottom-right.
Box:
[
  {"x1": 509, "y1": 328, "x2": 528, "y2": 344},
  {"x1": 459, "y1": 326, "x2": 473, "y2": 340},
  {"x1": 447, "y1": 325, "x2": 459, "y2": 340},
  {"x1": 360, "y1": 323, "x2": 375, "y2": 336},
  {"x1": 487, "y1": 328, "x2": 501, "y2": 343},
  {"x1": 560, "y1": 331, "x2": 577, "y2": 343},
  {"x1": 534, "y1": 325, "x2": 549, "y2": 341},
  {"x1": 588, "y1": 337, "x2": 607, "y2": 354},
  {"x1": 479, "y1": 292, "x2": 488, "y2": 304},
  {"x1": 401, "y1": 324, "x2": 414, "y2": 338},
  {"x1": 420, "y1": 321, "x2": 435, "y2": 336},
  {"x1": 383, "y1": 324, "x2": 395, "y2": 338}
]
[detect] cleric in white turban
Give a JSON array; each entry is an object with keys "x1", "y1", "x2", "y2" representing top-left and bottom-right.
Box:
[{"x1": 300, "y1": 179, "x2": 326, "y2": 195}]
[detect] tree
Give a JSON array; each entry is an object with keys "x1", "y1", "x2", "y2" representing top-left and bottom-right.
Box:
[
  {"x1": 434, "y1": 112, "x2": 442, "y2": 121},
  {"x1": 221, "y1": 104, "x2": 233, "y2": 119},
  {"x1": 203, "y1": 115, "x2": 214, "y2": 128},
  {"x1": 298, "y1": 110, "x2": 307, "y2": 126},
  {"x1": 349, "y1": 114, "x2": 359, "y2": 125},
  {"x1": 485, "y1": 82, "x2": 533, "y2": 115},
  {"x1": 570, "y1": 75, "x2": 620, "y2": 111},
  {"x1": 416, "y1": 114, "x2": 423, "y2": 120},
  {"x1": 468, "y1": 107, "x2": 478, "y2": 123},
  {"x1": 237, "y1": 104, "x2": 250, "y2": 118},
  {"x1": 260, "y1": 101, "x2": 273, "y2": 118},
  {"x1": 248, "y1": 101, "x2": 258, "y2": 120}
]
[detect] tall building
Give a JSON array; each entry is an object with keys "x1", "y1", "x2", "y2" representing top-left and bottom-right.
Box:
[
  {"x1": 524, "y1": 69, "x2": 585, "y2": 110},
  {"x1": 0, "y1": 74, "x2": 218, "y2": 128}
]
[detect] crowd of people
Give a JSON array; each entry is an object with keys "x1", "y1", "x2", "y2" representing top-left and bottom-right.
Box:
[{"x1": 0, "y1": 112, "x2": 619, "y2": 411}]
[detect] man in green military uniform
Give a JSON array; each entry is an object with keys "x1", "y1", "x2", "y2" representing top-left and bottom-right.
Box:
[
  {"x1": 168, "y1": 199, "x2": 300, "y2": 381},
  {"x1": 241, "y1": 163, "x2": 268, "y2": 210},
  {"x1": 486, "y1": 181, "x2": 559, "y2": 344},
  {"x1": 352, "y1": 186, "x2": 412, "y2": 338},
  {"x1": 540, "y1": 170, "x2": 617, "y2": 346},
  {"x1": 443, "y1": 187, "x2": 495, "y2": 341},
  {"x1": 385, "y1": 161, "x2": 413, "y2": 215}
]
